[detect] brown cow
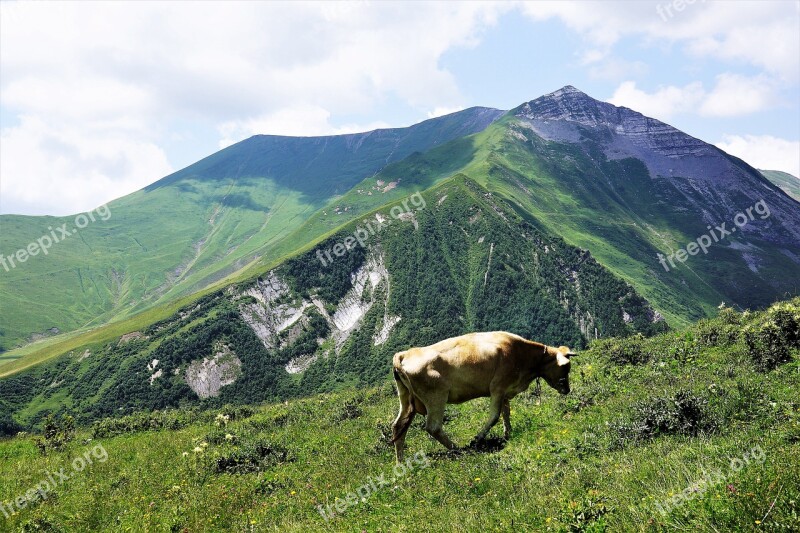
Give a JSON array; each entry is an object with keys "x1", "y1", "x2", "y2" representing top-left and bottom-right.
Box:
[{"x1": 391, "y1": 331, "x2": 575, "y2": 462}]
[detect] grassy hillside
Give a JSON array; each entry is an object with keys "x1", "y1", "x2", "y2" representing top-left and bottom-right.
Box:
[
  {"x1": 1, "y1": 299, "x2": 798, "y2": 531},
  {"x1": 761, "y1": 169, "x2": 800, "y2": 202},
  {"x1": 0, "y1": 108, "x2": 503, "y2": 353}
]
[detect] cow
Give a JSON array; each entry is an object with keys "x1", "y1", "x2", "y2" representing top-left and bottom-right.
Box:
[{"x1": 391, "y1": 331, "x2": 576, "y2": 462}]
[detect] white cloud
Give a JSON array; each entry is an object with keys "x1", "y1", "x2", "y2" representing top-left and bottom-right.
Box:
[
  {"x1": 217, "y1": 106, "x2": 390, "y2": 148},
  {"x1": 0, "y1": 1, "x2": 506, "y2": 214},
  {"x1": 715, "y1": 134, "x2": 800, "y2": 177},
  {"x1": 608, "y1": 81, "x2": 705, "y2": 120},
  {"x1": 427, "y1": 106, "x2": 466, "y2": 119},
  {"x1": 0, "y1": 116, "x2": 173, "y2": 215},
  {"x1": 699, "y1": 74, "x2": 778, "y2": 117},
  {"x1": 519, "y1": 1, "x2": 800, "y2": 81},
  {"x1": 609, "y1": 74, "x2": 782, "y2": 121}
]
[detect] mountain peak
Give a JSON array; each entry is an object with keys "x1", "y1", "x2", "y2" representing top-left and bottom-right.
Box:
[
  {"x1": 516, "y1": 85, "x2": 614, "y2": 127},
  {"x1": 513, "y1": 85, "x2": 718, "y2": 174},
  {"x1": 548, "y1": 84, "x2": 586, "y2": 96}
]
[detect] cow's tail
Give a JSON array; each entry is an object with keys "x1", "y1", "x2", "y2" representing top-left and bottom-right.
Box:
[{"x1": 391, "y1": 355, "x2": 420, "y2": 443}]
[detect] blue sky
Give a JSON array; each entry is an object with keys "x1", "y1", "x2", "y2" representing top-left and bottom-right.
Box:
[{"x1": 1, "y1": 1, "x2": 798, "y2": 215}]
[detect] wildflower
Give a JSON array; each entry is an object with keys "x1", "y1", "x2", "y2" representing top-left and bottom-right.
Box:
[
  {"x1": 225, "y1": 433, "x2": 234, "y2": 441},
  {"x1": 200, "y1": 442, "x2": 209, "y2": 448},
  {"x1": 474, "y1": 477, "x2": 481, "y2": 482},
  {"x1": 182, "y1": 451, "x2": 189, "y2": 457},
  {"x1": 193, "y1": 446, "x2": 203, "y2": 453},
  {"x1": 290, "y1": 491, "x2": 296, "y2": 495}
]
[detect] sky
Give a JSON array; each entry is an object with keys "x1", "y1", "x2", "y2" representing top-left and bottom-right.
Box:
[{"x1": 1, "y1": 0, "x2": 798, "y2": 216}]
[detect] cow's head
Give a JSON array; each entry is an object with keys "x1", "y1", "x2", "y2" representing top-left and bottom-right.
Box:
[{"x1": 541, "y1": 346, "x2": 576, "y2": 395}]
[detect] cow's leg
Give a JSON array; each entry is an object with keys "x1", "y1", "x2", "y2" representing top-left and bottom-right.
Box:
[
  {"x1": 423, "y1": 397, "x2": 456, "y2": 451},
  {"x1": 502, "y1": 399, "x2": 511, "y2": 440},
  {"x1": 392, "y1": 372, "x2": 416, "y2": 463},
  {"x1": 474, "y1": 393, "x2": 504, "y2": 443}
]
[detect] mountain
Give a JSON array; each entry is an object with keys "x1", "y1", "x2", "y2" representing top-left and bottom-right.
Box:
[
  {"x1": 761, "y1": 169, "x2": 800, "y2": 202},
  {"x1": 273, "y1": 86, "x2": 800, "y2": 325},
  {"x1": 0, "y1": 107, "x2": 503, "y2": 353},
  {"x1": 0, "y1": 176, "x2": 666, "y2": 425},
  {"x1": 2, "y1": 85, "x2": 799, "y2": 392}
]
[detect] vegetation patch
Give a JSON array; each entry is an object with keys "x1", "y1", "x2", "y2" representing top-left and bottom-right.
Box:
[
  {"x1": 611, "y1": 390, "x2": 717, "y2": 447},
  {"x1": 210, "y1": 438, "x2": 293, "y2": 474}
]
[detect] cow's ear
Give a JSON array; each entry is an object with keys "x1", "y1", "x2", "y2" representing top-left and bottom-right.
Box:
[{"x1": 556, "y1": 353, "x2": 570, "y2": 366}]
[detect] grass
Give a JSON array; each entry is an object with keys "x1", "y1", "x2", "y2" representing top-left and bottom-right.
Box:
[
  {"x1": 1, "y1": 303, "x2": 798, "y2": 531},
  {"x1": 760, "y1": 169, "x2": 800, "y2": 202}
]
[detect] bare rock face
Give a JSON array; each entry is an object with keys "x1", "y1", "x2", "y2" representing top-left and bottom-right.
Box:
[
  {"x1": 236, "y1": 252, "x2": 399, "y2": 375},
  {"x1": 238, "y1": 272, "x2": 311, "y2": 349},
  {"x1": 184, "y1": 343, "x2": 242, "y2": 399}
]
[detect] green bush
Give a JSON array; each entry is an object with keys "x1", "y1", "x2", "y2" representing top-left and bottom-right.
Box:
[
  {"x1": 0, "y1": 414, "x2": 23, "y2": 437},
  {"x1": 334, "y1": 398, "x2": 363, "y2": 421},
  {"x1": 593, "y1": 334, "x2": 648, "y2": 365},
  {"x1": 91, "y1": 409, "x2": 198, "y2": 438},
  {"x1": 33, "y1": 414, "x2": 75, "y2": 454},
  {"x1": 742, "y1": 302, "x2": 799, "y2": 370},
  {"x1": 612, "y1": 390, "x2": 716, "y2": 447},
  {"x1": 211, "y1": 438, "x2": 292, "y2": 474}
]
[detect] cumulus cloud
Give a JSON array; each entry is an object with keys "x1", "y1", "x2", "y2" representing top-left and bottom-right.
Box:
[
  {"x1": 218, "y1": 106, "x2": 390, "y2": 148},
  {"x1": 0, "y1": 1, "x2": 505, "y2": 214},
  {"x1": 716, "y1": 134, "x2": 800, "y2": 177},
  {"x1": 427, "y1": 106, "x2": 466, "y2": 119},
  {"x1": 0, "y1": 116, "x2": 173, "y2": 215},
  {"x1": 609, "y1": 74, "x2": 782, "y2": 121},
  {"x1": 520, "y1": 1, "x2": 799, "y2": 81},
  {"x1": 609, "y1": 81, "x2": 705, "y2": 119}
]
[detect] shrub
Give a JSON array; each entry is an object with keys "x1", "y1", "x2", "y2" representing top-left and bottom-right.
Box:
[
  {"x1": 91, "y1": 409, "x2": 196, "y2": 438},
  {"x1": 0, "y1": 414, "x2": 23, "y2": 437},
  {"x1": 34, "y1": 414, "x2": 75, "y2": 454},
  {"x1": 695, "y1": 319, "x2": 739, "y2": 347},
  {"x1": 612, "y1": 390, "x2": 716, "y2": 447},
  {"x1": 560, "y1": 491, "x2": 611, "y2": 532},
  {"x1": 218, "y1": 404, "x2": 256, "y2": 421},
  {"x1": 334, "y1": 398, "x2": 363, "y2": 421},
  {"x1": 211, "y1": 438, "x2": 292, "y2": 474},
  {"x1": 741, "y1": 300, "x2": 799, "y2": 371},
  {"x1": 593, "y1": 334, "x2": 647, "y2": 365}
]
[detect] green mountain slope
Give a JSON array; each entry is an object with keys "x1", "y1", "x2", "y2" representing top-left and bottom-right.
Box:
[
  {"x1": 0, "y1": 176, "x2": 665, "y2": 426},
  {"x1": 281, "y1": 89, "x2": 800, "y2": 327},
  {"x1": 1, "y1": 300, "x2": 798, "y2": 531},
  {"x1": 3, "y1": 86, "x2": 799, "y2": 379},
  {"x1": 0, "y1": 108, "x2": 503, "y2": 353},
  {"x1": 761, "y1": 169, "x2": 800, "y2": 202}
]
